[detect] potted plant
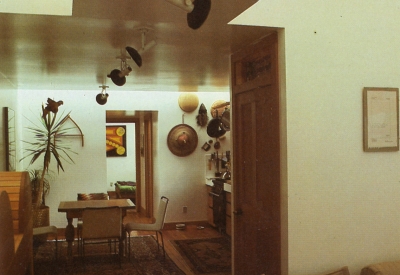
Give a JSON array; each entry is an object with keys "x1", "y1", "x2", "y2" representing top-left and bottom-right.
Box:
[
  {"x1": 21, "y1": 98, "x2": 76, "y2": 227},
  {"x1": 30, "y1": 169, "x2": 52, "y2": 205},
  {"x1": 29, "y1": 169, "x2": 52, "y2": 229}
]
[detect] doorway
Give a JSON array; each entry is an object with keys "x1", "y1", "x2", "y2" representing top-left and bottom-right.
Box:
[
  {"x1": 231, "y1": 31, "x2": 286, "y2": 274},
  {"x1": 106, "y1": 110, "x2": 156, "y2": 218}
]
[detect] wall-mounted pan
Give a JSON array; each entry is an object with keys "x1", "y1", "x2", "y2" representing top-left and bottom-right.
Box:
[
  {"x1": 220, "y1": 108, "x2": 230, "y2": 131},
  {"x1": 167, "y1": 124, "x2": 198, "y2": 157},
  {"x1": 207, "y1": 117, "x2": 226, "y2": 138}
]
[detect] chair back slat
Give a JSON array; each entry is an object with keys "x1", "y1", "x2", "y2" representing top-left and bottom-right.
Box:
[
  {"x1": 77, "y1": 193, "x2": 108, "y2": 201},
  {"x1": 154, "y1": 196, "x2": 169, "y2": 229},
  {"x1": 82, "y1": 207, "x2": 122, "y2": 239},
  {"x1": 0, "y1": 191, "x2": 16, "y2": 274},
  {"x1": 0, "y1": 172, "x2": 32, "y2": 233}
]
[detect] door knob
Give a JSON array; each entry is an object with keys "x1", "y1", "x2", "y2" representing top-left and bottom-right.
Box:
[{"x1": 233, "y1": 209, "x2": 243, "y2": 215}]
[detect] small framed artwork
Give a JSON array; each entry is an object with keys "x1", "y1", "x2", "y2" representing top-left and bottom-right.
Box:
[
  {"x1": 106, "y1": 125, "x2": 127, "y2": 157},
  {"x1": 363, "y1": 87, "x2": 399, "y2": 152}
]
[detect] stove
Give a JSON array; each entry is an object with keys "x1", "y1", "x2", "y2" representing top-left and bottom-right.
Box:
[{"x1": 210, "y1": 179, "x2": 226, "y2": 233}]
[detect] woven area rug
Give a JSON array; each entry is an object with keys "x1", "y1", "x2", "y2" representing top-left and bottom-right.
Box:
[
  {"x1": 33, "y1": 236, "x2": 185, "y2": 275},
  {"x1": 171, "y1": 237, "x2": 231, "y2": 275}
]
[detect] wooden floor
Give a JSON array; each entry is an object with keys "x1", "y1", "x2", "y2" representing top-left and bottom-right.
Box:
[
  {"x1": 124, "y1": 210, "x2": 229, "y2": 275},
  {"x1": 52, "y1": 209, "x2": 229, "y2": 274}
]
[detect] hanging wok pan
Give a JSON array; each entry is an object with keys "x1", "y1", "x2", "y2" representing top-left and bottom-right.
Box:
[
  {"x1": 220, "y1": 108, "x2": 230, "y2": 131},
  {"x1": 207, "y1": 101, "x2": 230, "y2": 137},
  {"x1": 206, "y1": 110, "x2": 226, "y2": 138}
]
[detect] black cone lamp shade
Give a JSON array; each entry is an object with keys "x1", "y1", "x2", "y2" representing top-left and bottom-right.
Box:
[
  {"x1": 107, "y1": 69, "x2": 126, "y2": 86},
  {"x1": 187, "y1": 0, "x2": 211, "y2": 30},
  {"x1": 96, "y1": 93, "x2": 109, "y2": 105},
  {"x1": 126, "y1": 46, "x2": 142, "y2": 67}
]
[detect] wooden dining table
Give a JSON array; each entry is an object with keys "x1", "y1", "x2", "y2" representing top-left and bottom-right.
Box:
[{"x1": 58, "y1": 199, "x2": 135, "y2": 258}]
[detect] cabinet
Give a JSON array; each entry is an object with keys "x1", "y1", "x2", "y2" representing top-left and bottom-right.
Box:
[
  {"x1": 225, "y1": 192, "x2": 231, "y2": 236},
  {"x1": 206, "y1": 186, "x2": 216, "y2": 227},
  {"x1": 206, "y1": 185, "x2": 231, "y2": 236}
]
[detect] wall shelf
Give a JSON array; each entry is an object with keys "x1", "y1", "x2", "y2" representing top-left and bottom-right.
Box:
[{"x1": 55, "y1": 115, "x2": 84, "y2": 146}]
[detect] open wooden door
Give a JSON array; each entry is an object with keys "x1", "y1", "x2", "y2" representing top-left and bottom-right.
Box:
[
  {"x1": 231, "y1": 32, "x2": 281, "y2": 275},
  {"x1": 143, "y1": 113, "x2": 154, "y2": 218}
]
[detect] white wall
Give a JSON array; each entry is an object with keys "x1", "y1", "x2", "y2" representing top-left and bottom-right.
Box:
[
  {"x1": 17, "y1": 90, "x2": 230, "y2": 228},
  {"x1": 232, "y1": 1, "x2": 400, "y2": 275}
]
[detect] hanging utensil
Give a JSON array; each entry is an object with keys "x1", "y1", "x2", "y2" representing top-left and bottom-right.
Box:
[
  {"x1": 215, "y1": 151, "x2": 222, "y2": 177},
  {"x1": 214, "y1": 138, "x2": 220, "y2": 149},
  {"x1": 220, "y1": 108, "x2": 230, "y2": 131}
]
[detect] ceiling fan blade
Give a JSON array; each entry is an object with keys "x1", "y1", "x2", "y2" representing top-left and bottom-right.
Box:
[
  {"x1": 187, "y1": 0, "x2": 211, "y2": 30},
  {"x1": 126, "y1": 46, "x2": 142, "y2": 67}
]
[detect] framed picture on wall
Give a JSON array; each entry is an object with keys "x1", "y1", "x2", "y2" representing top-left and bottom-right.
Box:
[
  {"x1": 363, "y1": 87, "x2": 399, "y2": 152},
  {"x1": 106, "y1": 125, "x2": 127, "y2": 157}
]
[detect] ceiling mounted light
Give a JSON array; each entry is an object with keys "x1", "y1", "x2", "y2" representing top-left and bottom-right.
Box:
[
  {"x1": 107, "y1": 53, "x2": 138, "y2": 86},
  {"x1": 126, "y1": 27, "x2": 156, "y2": 67},
  {"x1": 96, "y1": 85, "x2": 109, "y2": 105},
  {"x1": 125, "y1": 46, "x2": 142, "y2": 67},
  {"x1": 137, "y1": 27, "x2": 157, "y2": 55},
  {"x1": 165, "y1": 0, "x2": 211, "y2": 30}
]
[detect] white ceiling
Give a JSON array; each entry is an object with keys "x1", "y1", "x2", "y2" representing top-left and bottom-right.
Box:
[{"x1": 0, "y1": 0, "x2": 273, "y2": 92}]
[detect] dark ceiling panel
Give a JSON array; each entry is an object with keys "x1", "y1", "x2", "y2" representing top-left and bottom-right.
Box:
[{"x1": 0, "y1": 0, "x2": 271, "y2": 92}]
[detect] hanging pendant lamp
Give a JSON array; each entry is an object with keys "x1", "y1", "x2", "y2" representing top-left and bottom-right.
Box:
[
  {"x1": 187, "y1": 0, "x2": 211, "y2": 30},
  {"x1": 125, "y1": 46, "x2": 142, "y2": 67},
  {"x1": 107, "y1": 54, "x2": 134, "y2": 86},
  {"x1": 96, "y1": 85, "x2": 109, "y2": 105},
  {"x1": 164, "y1": 0, "x2": 211, "y2": 30}
]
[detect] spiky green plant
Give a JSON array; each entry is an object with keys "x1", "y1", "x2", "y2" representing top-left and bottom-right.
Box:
[{"x1": 21, "y1": 102, "x2": 76, "y2": 208}]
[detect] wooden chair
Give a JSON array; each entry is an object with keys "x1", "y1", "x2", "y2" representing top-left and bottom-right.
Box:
[
  {"x1": 81, "y1": 207, "x2": 123, "y2": 266},
  {"x1": 0, "y1": 172, "x2": 31, "y2": 234},
  {"x1": 77, "y1": 193, "x2": 108, "y2": 252},
  {"x1": 0, "y1": 172, "x2": 33, "y2": 275},
  {"x1": 0, "y1": 191, "x2": 16, "y2": 275},
  {"x1": 77, "y1": 193, "x2": 109, "y2": 201},
  {"x1": 125, "y1": 196, "x2": 169, "y2": 259},
  {"x1": 33, "y1": 225, "x2": 58, "y2": 260}
]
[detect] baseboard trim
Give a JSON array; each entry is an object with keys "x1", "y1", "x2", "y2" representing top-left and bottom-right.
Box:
[{"x1": 163, "y1": 220, "x2": 210, "y2": 230}]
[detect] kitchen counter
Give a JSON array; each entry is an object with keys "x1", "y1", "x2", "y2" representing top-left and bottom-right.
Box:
[{"x1": 206, "y1": 179, "x2": 232, "y2": 236}]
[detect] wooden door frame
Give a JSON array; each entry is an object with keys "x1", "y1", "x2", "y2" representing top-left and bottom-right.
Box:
[
  {"x1": 106, "y1": 112, "x2": 155, "y2": 219},
  {"x1": 134, "y1": 121, "x2": 142, "y2": 211},
  {"x1": 143, "y1": 113, "x2": 154, "y2": 218}
]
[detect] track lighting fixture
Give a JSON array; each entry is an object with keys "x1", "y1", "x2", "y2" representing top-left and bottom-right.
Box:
[
  {"x1": 125, "y1": 46, "x2": 142, "y2": 67},
  {"x1": 137, "y1": 27, "x2": 157, "y2": 54},
  {"x1": 107, "y1": 54, "x2": 136, "y2": 86},
  {"x1": 96, "y1": 85, "x2": 109, "y2": 105},
  {"x1": 108, "y1": 28, "x2": 156, "y2": 87},
  {"x1": 165, "y1": 0, "x2": 211, "y2": 30}
]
